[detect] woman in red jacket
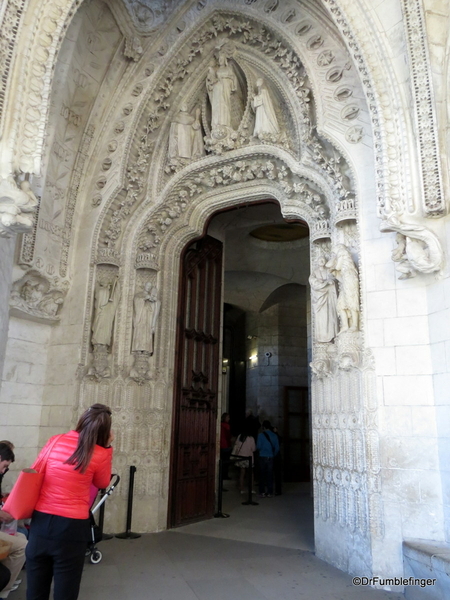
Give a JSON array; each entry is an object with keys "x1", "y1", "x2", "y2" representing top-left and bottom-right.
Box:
[{"x1": 25, "y1": 404, "x2": 113, "y2": 600}]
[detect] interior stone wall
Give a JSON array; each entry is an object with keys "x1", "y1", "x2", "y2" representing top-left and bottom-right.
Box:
[{"x1": 246, "y1": 286, "x2": 308, "y2": 431}]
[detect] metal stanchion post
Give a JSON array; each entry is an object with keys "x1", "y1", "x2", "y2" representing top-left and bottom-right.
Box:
[
  {"x1": 242, "y1": 456, "x2": 258, "y2": 506},
  {"x1": 116, "y1": 466, "x2": 141, "y2": 539},
  {"x1": 214, "y1": 458, "x2": 230, "y2": 518}
]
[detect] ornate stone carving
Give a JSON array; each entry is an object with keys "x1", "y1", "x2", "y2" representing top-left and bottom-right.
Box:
[
  {"x1": 251, "y1": 78, "x2": 282, "y2": 143},
  {"x1": 9, "y1": 270, "x2": 68, "y2": 323},
  {"x1": 0, "y1": 177, "x2": 38, "y2": 237},
  {"x1": 380, "y1": 214, "x2": 444, "y2": 279},
  {"x1": 309, "y1": 255, "x2": 338, "y2": 343},
  {"x1": 167, "y1": 105, "x2": 205, "y2": 171},
  {"x1": 91, "y1": 274, "x2": 120, "y2": 348},
  {"x1": 101, "y1": 12, "x2": 317, "y2": 247},
  {"x1": 402, "y1": 0, "x2": 444, "y2": 216},
  {"x1": 326, "y1": 245, "x2": 359, "y2": 333},
  {"x1": 88, "y1": 267, "x2": 120, "y2": 379},
  {"x1": 131, "y1": 282, "x2": 160, "y2": 355},
  {"x1": 0, "y1": 0, "x2": 26, "y2": 136},
  {"x1": 130, "y1": 351, "x2": 152, "y2": 384}
]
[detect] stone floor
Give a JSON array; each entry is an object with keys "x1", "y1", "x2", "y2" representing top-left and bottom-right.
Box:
[{"x1": 12, "y1": 483, "x2": 405, "y2": 600}]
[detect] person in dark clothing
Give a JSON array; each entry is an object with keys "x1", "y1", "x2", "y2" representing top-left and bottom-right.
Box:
[
  {"x1": 0, "y1": 442, "x2": 14, "y2": 499},
  {"x1": 244, "y1": 409, "x2": 260, "y2": 440},
  {"x1": 256, "y1": 420, "x2": 279, "y2": 498},
  {"x1": 271, "y1": 426, "x2": 282, "y2": 495},
  {"x1": 0, "y1": 565, "x2": 11, "y2": 594}
]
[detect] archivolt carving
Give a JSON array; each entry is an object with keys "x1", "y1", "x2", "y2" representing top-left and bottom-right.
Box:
[
  {"x1": 402, "y1": 0, "x2": 444, "y2": 217},
  {"x1": 0, "y1": 0, "x2": 27, "y2": 137},
  {"x1": 133, "y1": 153, "x2": 337, "y2": 258}
]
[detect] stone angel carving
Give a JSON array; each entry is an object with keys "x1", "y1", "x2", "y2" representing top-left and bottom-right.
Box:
[{"x1": 252, "y1": 79, "x2": 280, "y2": 140}]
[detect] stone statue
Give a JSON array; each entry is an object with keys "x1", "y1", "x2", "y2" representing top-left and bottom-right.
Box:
[
  {"x1": 207, "y1": 53, "x2": 237, "y2": 130},
  {"x1": 168, "y1": 105, "x2": 195, "y2": 161},
  {"x1": 380, "y1": 214, "x2": 444, "y2": 279},
  {"x1": 309, "y1": 256, "x2": 338, "y2": 342},
  {"x1": 92, "y1": 276, "x2": 120, "y2": 348},
  {"x1": 168, "y1": 106, "x2": 205, "y2": 166},
  {"x1": 191, "y1": 108, "x2": 205, "y2": 159},
  {"x1": 326, "y1": 245, "x2": 359, "y2": 333},
  {"x1": 131, "y1": 282, "x2": 160, "y2": 355},
  {"x1": 252, "y1": 79, "x2": 280, "y2": 139}
]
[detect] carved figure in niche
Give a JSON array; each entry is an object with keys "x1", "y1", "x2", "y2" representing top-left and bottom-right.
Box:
[
  {"x1": 207, "y1": 53, "x2": 237, "y2": 131},
  {"x1": 131, "y1": 282, "x2": 160, "y2": 355},
  {"x1": 326, "y1": 245, "x2": 359, "y2": 333},
  {"x1": 168, "y1": 105, "x2": 195, "y2": 160},
  {"x1": 309, "y1": 256, "x2": 338, "y2": 342},
  {"x1": 252, "y1": 79, "x2": 280, "y2": 140},
  {"x1": 92, "y1": 276, "x2": 120, "y2": 348},
  {"x1": 380, "y1": 214, "x2": 444, "y2": 279},
  {"x1": 168, "y1": 106, "x2": 204, "y2": 167},
  {"x1": 191, "y1": 108, "x2": 205, "y2": 159}
]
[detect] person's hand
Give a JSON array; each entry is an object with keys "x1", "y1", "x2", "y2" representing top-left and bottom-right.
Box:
[{"x1": 0, "y1": 510, "x2": 13, "y2": 523}]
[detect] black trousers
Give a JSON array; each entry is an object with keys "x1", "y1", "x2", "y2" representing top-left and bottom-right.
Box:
[
  {"x1": 0, "y1": 563, "x2": 11, "y2": 593},
  {"x1": 26, "y1": 512, "x2": 90, "y2": 600}
]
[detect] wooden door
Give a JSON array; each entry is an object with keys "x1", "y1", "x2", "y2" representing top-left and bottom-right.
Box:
[
  {"x1": 283, "y1": 386, "x2": 310, "y2": 482},
  {"x1": 169, "y1": 235, "x2": 223, "y2": 527}
]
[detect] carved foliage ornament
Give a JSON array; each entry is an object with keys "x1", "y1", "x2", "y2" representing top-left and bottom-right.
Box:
[{"x1": 135, "y1": 156, "x2": 329, "y2": 253}]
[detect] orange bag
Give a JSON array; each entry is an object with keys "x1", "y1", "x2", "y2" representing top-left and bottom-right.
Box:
[
  {"x1": 2, "y1": 469, "x2": 44, "y2": 520},
  {"x1": 2, "y1": 435, "x2": 62, "y2": 520}
]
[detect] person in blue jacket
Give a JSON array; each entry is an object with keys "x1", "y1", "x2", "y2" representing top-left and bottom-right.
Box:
[{"x1": 256, "y1": 420, "x2": 279, "y2": 498}]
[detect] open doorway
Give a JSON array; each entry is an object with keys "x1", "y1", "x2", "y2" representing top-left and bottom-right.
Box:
[{"x1": 169, "y1": 201, "x2": 312, "y2": 527}]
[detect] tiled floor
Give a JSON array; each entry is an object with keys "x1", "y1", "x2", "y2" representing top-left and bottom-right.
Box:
[{"x1": 12, "y1": 483, "x2": 405, "y2": 600}]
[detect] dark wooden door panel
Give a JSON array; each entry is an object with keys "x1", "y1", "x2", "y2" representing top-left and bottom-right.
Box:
[
  {"x1": 284, "y1": 386, "x2": 310, "y2": 482},
  {"x1": 169, "y1": 236, "x2": 223, "y2": 527}
]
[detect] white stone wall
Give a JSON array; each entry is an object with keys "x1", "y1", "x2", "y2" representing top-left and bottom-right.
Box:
[
  {"x1": 0, "y1": 237, "x2": 15, "y2": 400},
  {"x1": 0, "y1": 317, "x2": 50, "y2": 476}
]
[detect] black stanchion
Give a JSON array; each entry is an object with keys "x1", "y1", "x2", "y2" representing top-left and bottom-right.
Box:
[
  {"x1": 241, "y1": 456, "x2": 258, "y2": 506},
  {"x1": 115, "y1": 466, "x2": 141, "y2": 539},
  {"x1": 214, "y1": 458, "x2": 230, "y2": 518}
]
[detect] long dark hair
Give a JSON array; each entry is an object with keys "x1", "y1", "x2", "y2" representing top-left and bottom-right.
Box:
[{"x1": 65, "y1": 403, "x2": 112, "y2": 473}]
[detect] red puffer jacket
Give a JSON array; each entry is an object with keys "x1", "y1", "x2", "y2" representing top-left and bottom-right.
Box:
[{"x1": 32, "y1": 430, "x2": 112, "y2": 520}]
